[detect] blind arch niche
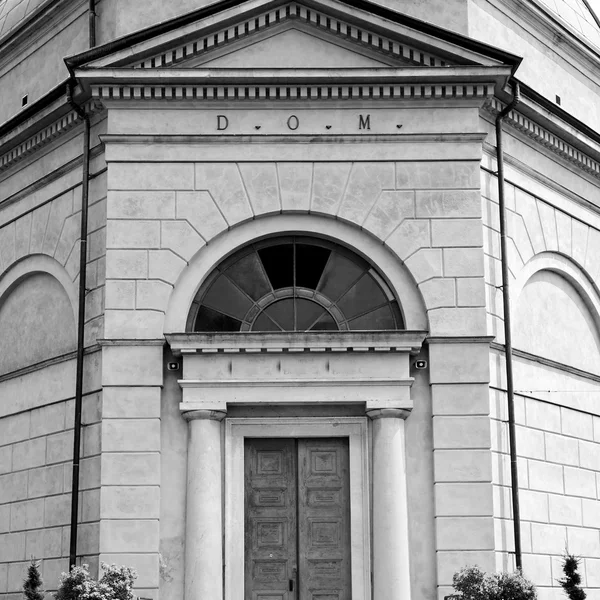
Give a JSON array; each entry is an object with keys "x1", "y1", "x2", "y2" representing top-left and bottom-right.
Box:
[{"x1": 186, "y1": 236, "x2": 404, "y2": 332}]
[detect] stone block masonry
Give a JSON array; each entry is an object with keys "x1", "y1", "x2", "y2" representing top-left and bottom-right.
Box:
[
  {"x1": 491, "y1": 393, "x2": 600, "y2": 596},
  {"x1": 99, "y1": 347, "x2": 163, "y2": 596},
  {"x1": 0, "y1": 393, "x2": 102, "y2": 597},
  {"x1": 105, "y1": 159, "x2": 487, "y2": 341},
  {"x1": 430, "y1": 341, "x2": 495, "y2": 599}
]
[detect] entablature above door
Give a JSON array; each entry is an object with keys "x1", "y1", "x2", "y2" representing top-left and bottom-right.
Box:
[{"x1": 167, "y1": 330, "x2": 427, "y2": 412}]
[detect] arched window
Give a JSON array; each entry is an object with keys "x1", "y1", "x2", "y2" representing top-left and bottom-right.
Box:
[{"x1": 187, "y1": 236, "x2": 404, "y2": 332}]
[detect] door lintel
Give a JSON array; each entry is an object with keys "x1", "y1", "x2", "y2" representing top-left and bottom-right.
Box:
[{"x1": 169, "y1": 330, "x2": 427, "y2": 413}]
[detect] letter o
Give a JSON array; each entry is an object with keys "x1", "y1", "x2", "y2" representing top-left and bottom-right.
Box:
[{"x1": 287, "y1": 115, "x2": 299, "y2": 131}]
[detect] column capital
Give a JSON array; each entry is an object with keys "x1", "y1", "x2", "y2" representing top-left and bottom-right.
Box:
[
  {"x1": 183, "y1": 409, "x2": 227, "y2": 422},
  {"x1": 366, "y1": 408, "x2": 411, "y2": 420}
]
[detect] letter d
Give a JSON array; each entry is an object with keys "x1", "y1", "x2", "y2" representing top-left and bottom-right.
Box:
[{"x1": 217, "y1": 115, "x2": 229, "y2": 131}]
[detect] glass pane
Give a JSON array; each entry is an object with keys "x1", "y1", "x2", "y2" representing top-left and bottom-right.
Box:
[
  {"x1": 194, "y1": 305, "x2": 242, "y2": 331},
  {"x1": 296, "y1": 298, "x2": 328, "y2": 331},
  {"x1": 310, "y1": 312, "x2": 339, "y2": 331},
  {"x1": 251, "y1": 312, "x2": 282, "y2": 331},
  {"x1": 337, "y1": 274, "x2": 387, "y2": 320},
  {"x1": 263, "y1": 298, "x2": 295, "y2": 330},
  {"x1": 203, "y1": 274, "x2": 253, "y2": 319},
  {"x1": 258, "y1": 244, "x2": 294, "y2": 289},
  {"x1": 317, "y1": 252, "x2": 365, "y2": 302},
  {"x1": 347, "y1": 305, "x2": 395, "y2": 330},
  {"x1": 391, "y1": 300, "x2": 405, "y2": 329},
  {"x1": 296, "y1": 244, "x2": 331, "y2": 289},
  {"x1": 223, "y1": 252, "x2": 271, "y2": 301}
]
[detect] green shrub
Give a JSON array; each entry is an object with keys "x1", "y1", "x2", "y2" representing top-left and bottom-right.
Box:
[
  {"x1": 54, "y1": 563, "x2": 137, "y2": 600},
  {"x1": 452, "y1": 565, "x2": 537, "y2": 600},
  {"x1": 23, "y1": 559, "x2": 44, "y2": 600},
  {"x1": 559, "y1": 554, "x2": 586, "y2": 600}
]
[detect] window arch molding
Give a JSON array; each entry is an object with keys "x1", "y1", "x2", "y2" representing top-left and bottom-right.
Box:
[
  {"x1": 163, "y1": 214, "x2": 428, "y2": 333},
  {"x1": 0, "y1": 254, "x2": 78, "y2": 318},
  {"x1": 513, "y1": 251, "x2": 600, "y2": 334},
  {"x1": 187, "y1": 235, "x2": 404, "y2": 332}
]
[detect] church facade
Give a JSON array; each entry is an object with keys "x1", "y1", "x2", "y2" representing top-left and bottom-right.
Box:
[{"x1": 1, "y1": 0, "x2": 600, "y2": 599}]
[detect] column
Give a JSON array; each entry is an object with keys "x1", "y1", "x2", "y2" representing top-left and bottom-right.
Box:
[
  {"x1": 367, "y1": 408, "x2": 411, "y2": 600},
  {"x1": 183, "y1": 409, "x2": 227, "y2": 600}
]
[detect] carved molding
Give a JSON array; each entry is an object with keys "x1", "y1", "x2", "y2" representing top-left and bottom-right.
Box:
[
  {"x1": 366, "y1": 407, "x2": 411, "y2": 420},
  {"x1": 0, "y1": 100, "x2": 104, "y2": 174},
  {"x1": 130, "y1": 2, "x2": 450, "y2": 70},
  {"x1": 182, "y1": 409, "x2": 227, "y2": 421},
  {"x1": 485, "y1": 98, "x2": 600, "y2": 180},
  {"x1": 91, "y1": 82, "x2": 494, "y2": 102},
  {"x1": 166, "y1": 331, "x2": 428, "y2": 354}
]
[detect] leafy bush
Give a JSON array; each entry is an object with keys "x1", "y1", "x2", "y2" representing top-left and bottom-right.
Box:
[
  {"x1": 559, "y1": 554, "x2": 586, "y2": 600},
  {"x1": 55, "y1": 563, "x2": 137, "y2": 600},
  {"x1": 23, "y1": 558, "x2": 44, "y2": 600},
  {"x1": 453, "y1": 565, "x2": 537, "y2": 600}
]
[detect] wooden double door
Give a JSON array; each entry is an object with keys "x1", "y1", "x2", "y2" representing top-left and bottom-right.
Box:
[{"x1": 244, "y1": 438, "x2": 351, "y2": 600}]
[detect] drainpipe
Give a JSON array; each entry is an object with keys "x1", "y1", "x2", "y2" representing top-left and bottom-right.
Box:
[
  {"x1": 67, "y1": 0, "x2": 95, "y2": 567},
  {"x1": 89, "y1": 0, "x2": 96, "y2": 48},
  {"x1": 66, "y1": 79, "x2": 91, "y2": 569},
  {"x1": 495, "y1": 80, "x2": 522, "y2": 571}
]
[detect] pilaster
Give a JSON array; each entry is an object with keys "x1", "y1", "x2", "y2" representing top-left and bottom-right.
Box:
[
  {"x1": 428, "y1": 337, "x2": 495, "y2": 597},
  {"x1": 99, "y1": 341, "x2": 163, "y2": 597}
]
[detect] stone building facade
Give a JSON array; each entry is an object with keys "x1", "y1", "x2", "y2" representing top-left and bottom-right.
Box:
[{"x1": 1, "y1": 0, "x2": 600, "y2": 599}]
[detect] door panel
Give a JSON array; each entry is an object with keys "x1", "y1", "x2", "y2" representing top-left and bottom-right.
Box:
[
  {"x1": 245, "y1": 439, "x2": 297, "y2": 600},
  {"x1": 245, "y1": 438, "x2": 351, "y2": 600},
  {"x1": 298, "y1": 439, "x2": 351, "y2": 600}
]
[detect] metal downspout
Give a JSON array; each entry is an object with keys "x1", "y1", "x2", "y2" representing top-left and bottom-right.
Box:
[
  {"x1": 66, "y1": 82, "x2": 91, "y2": 569},
  {"x1": 494, "y1": 81, "x2": 522, "y2": 571},
  {"x1": 89, "y1": 0, "x2": 96, "y2": 48},
  {"x1": 67, "y1": 1, "x2": 95, "y2": 567}
]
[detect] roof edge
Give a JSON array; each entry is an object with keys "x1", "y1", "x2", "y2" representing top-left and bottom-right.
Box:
[
  {"x1": 0, "y1": 81, "x2": 68, "y2": 141},
  {"x1": 64, "y1": 0, "x2": 523, "y2": 71},
  {"x1": 519, "y1": 81, "x2": 600, "y2": 146}
]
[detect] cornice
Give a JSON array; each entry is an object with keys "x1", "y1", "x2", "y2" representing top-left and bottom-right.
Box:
[
  {"x1": 0, "y1": 344, "x2": 101, "y2": 385},
  {"x1": 89, "y1": 78, "x2": 497, "y2": 103},
  {"x1": 79, "y1": 65, "x2": 508, "y2": 84},
  {"x1": 0, "y1": 100, "x2": 103, "y2": 174},
  {"x1": 65, "y1": 0, "x2": 520, "y2": 70},
  {"x1": 166, "y1": 330, "x2": 428, "y2": 354},
  {"x1": 426, "y1": 335, "x2": 496, "y2": 344},
  {"x1": 483, "y1": 98, "x2": 600, "y2": 181},
  {"x1": 490, "y1": 341, "x2": 600, "y2": 384},
  {"x1": 128, "y1": 2, "x2": 451, "y2": 70}
]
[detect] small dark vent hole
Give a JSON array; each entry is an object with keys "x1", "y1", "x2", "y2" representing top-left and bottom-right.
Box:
[{"x1": 22, "y1": 94, "x2": 28, "y2": 107}]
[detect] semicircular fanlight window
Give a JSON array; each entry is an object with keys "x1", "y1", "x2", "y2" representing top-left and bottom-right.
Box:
[{"x1": 188, "y1": 237, "x2": 404, "y2": 332}]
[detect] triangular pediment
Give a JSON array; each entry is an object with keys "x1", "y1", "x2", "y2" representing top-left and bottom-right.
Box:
[
  {"x1": 68, "y1": 0, "x2": 521, "y2": 74},
  {"x1": 188, "y1": 26, "x2": 391, "y2": 68}
]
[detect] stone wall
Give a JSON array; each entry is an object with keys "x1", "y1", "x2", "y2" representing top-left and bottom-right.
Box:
[
  {"x1": 482, "y1": 130, "x2": 600, "y2": 597},
  {"x1": 104, "y1": 156, "x2": 487, "y2": 340},
  {"x1": 0, "y1": 120, "x2": 107, "y2": 598},
  {"x1": 491, "y1": 388, "x2": 600, "y2": 598},
  {"x1": 0, "y1": 393, "x2": 101, "y2": 599},
  {"x1": 102, "y1": 143, "x2": 492, "y2": 600}
]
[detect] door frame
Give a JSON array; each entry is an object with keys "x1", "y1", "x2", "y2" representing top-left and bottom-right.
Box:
[{"x1": 225, "y1": 417, "x2": 370, "y2": 600}]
